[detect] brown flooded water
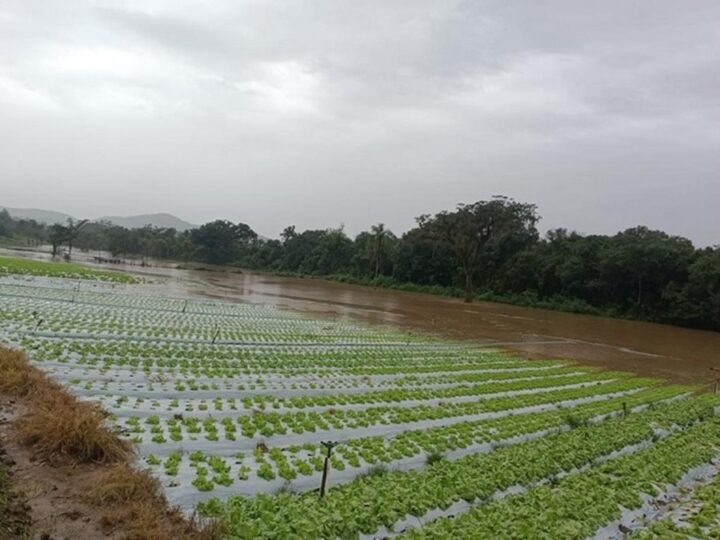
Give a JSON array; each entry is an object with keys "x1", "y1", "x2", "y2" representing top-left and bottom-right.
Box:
[{"x1": 3, "y1": 247, "x2": 720, "y2": 385}]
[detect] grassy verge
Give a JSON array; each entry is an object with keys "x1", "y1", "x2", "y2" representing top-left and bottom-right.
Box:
[
  {"x1": 0, "y1": 348, "x2": 131, "y2": 463},
  {"x1": 0, "y1": 347, "x2": 220, "y2": 539},
  {"x1": 0, "y1": 255, "x2": 136, "y2": 283}
]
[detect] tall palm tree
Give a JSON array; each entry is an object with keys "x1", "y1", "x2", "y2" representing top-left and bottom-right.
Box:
[
  {"x1": 370, "y1": 223, "x2": 388, "y2": 279},
  {"x1": 65, "y1": 218, "x2": 89, "y2": 256}
]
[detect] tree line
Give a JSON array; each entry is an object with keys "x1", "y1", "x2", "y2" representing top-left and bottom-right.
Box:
[{"x1": 1, "y1": 198, "x2": 718, "y2": 331}]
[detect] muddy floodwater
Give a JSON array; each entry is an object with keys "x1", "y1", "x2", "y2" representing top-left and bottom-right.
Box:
[{"x1": 4, "y1": 247, "x2": 720, "y2": 385}]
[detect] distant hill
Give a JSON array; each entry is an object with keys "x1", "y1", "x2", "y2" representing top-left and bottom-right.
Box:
[
  {"x1": 2, "y1": 207, "x2": 196, "y2": 231},
  {"x1": 1, "y1": 207, "x2": 73, "y2": 225},
  {"x1": 96, "y1": 213, "x2": 196, "y2": 231}
]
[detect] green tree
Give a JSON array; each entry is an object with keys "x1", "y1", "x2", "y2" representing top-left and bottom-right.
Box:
[
  {"x1": 599, "y1": 227, "x2": 694, "y2": 314},
  {"x1": 191, "y1": 220, "x2": 257, "y2": 264},
  {"x1": 418, "y1": 196, "x2": 539, "y2": 302},
  {"x1": 680, "y1": 248, "x2": 720, "y2": 328},
  {"x1": 49, "y1": 224, "x2": 69, "y2": 257},
  {"x1": 369, "y1": 223, "x2": 390, "y2": 279},
  {"x1": 64, "y1": 218, "x2": 89, "y2": 256},
  {"x1": 280, "y1": 226, "x2": 296, "y2": 244}
]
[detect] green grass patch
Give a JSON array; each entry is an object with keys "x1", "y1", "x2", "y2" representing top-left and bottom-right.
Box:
[{"x1": 0, "y1": 256, "x2": 136, "y2": 283}]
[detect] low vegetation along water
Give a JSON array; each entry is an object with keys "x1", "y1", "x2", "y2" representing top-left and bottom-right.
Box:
[{"x1": 1, "y1": 254, "x2": 720, "y2": 538}]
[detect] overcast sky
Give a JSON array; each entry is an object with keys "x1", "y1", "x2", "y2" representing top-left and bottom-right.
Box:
[{"x1": 1, "y1": 1, "x2": 718, "y2": 245}]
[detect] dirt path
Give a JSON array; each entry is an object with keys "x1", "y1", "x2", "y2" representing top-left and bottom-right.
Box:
[
  {"x1": 0, "y1": 397, "x2": 120, "y2": 540},
  {"x1": 0, "y1": 347, "x2": 219, "y2": 540},
  {"x1": 0, "y1": 419, "x2": 31, "y2": 540}
]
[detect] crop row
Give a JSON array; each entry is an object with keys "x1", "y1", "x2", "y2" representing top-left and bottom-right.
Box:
[
  {"x1": 59, "y1": 367, "x2": 584, "y2": 398},
  {"x1": 31, "y1": 347, "x2": 541, "y2": 372},
  {"x1": 19, "y1": 336, "x2": 554, "y2": 376},
  {"x1": 2, "y1": 301, "x2": 411, "y2": 344},
  {"x1": 75, "y1": 370, "x2": 611, "y2": 406},
  {"x1": 0, "y1": 282, "x2": 301, "y2": 316},
  {"x1": 211, "y1": 370, "x2": 610, "y2": 409},
  {"x1": 198, "y1": 394, "x2": 720, "y2": 539},
  {"x1": 45, "y1": 366, "x2": 566, "y2": 394},
  {"x1": 402, "y1": 402, "x2": 720, "y2": 538},
  {"x1": 141, "y1": 385, "x2": 691, "y2": 489},
  {"x1": 54, "y1": 366, "x2": 580, "y2": 396},
  {"x1": 121, "y1": 378, "x2": 650, "y2": 442},
  {"x1": 48, "y1": 365, "x2": 580, "y2": 396},
  {"x1": 0, "y1": 256, "x2": 135, "y2": 283},
  {"x1": 63, "y1": 370, "x2": 588, "y2": 405},
  {"x1": 4, "y1": 295, "x2": 350, "y2": 327},
  {"x1": 629, "y1": 465, "x2": 720, "y2": 538},
  {"x1": 89, "y1": 370, "x2": 582, "y2": 412}
]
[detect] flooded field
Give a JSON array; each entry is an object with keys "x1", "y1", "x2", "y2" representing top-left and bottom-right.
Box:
[
  {"x1": 180, "y1": 271, "x2": 720, "y2": 385},
  {"x1": 3, "y1": 250, "x2": 720, "y2": 537},
  {"x1": 3, "y1": 246, "x2": 719, "y2": 385}
]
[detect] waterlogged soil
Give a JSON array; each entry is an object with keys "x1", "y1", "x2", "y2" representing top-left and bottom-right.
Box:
[
  {"x1": 4, "y1": 247, "x2": 720, "y2": 384},
  {"x1": 590, "y1": 456, "x2": 720, "y2": 539},
  {"x1": 181, "y1": 273, "x2": 720, "y2": 385}
]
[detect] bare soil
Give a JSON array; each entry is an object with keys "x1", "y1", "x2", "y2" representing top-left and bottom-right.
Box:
[
  {"x1": 0, "y1": 416, "x2": 31, "y2": 540},
  {"x1": 0, "y1": 398, "x2": 122, "y2": 540},
  {"x1": 0, "y1": 348, "x2": 220, "y2": 540}
]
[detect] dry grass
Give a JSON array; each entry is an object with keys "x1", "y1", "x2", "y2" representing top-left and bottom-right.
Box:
[
  {"x1": 0, "y1": 347, "x2": 130, "y2": 464},
  {"x1": 16, "y1": 394, "x2": 131, "y2": 464},
  {"x1": 0, "y1": 347, "x2": 50, "y2": 399},
  {"x1": 85, "y1": 464, "x2": 223, "y2": 540},
  {"x1": 0, "y1": 347, "x2": 223, "y2": 540},
  {"x1": 89, "y1": 463, "x2": 162, "y2": 506}
]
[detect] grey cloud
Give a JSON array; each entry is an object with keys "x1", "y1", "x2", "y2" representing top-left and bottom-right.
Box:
[{"x1": 0, "y1": 0, "x2": 718, "y2": 245}]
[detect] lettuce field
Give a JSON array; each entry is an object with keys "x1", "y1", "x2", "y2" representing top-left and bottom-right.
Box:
[
  {"x1": 1, "y1": 269, "x2": 719, "y2": 539},
  {"x1": 0, "y1": 255, "x2": 136, "y2": 283}
]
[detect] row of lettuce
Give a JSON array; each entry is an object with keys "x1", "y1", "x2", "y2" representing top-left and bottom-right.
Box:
[
  {"x1": 630, "y1": 460, "x2": 720, "y2": 538},
  {"x1": 0, "y1": 255, "x2": 135, "y2": 282},
  {"x1": 199, "y1": 395, "x2": 720, "y2": 538},
  {"x1": 1, "y1": 281, "x2": 418, "y2": 344},
  {"x1": 142, "y1": 385, "x2": 689, "y2": 489}
]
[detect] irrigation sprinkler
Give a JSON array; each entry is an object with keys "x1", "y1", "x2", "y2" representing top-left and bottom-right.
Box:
[
  {"x1": 182, "y1": 299, "x2": 188, "y2": 313},
  {"x1": 622, "y1": 401, "x2": 628, "y2": 418},
  {"x1": 211, "y1": 326, "x2": 221, "y2": 344},
  {"x1": 319, "y1": 440, "x2": 339, "y2": 498},
  {"x1": 31, "y1": 310, "x2": 43, "y2": 334}
]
